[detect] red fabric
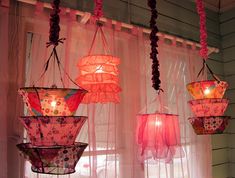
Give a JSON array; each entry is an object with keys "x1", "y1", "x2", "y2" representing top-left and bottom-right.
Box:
[
  {"x1": 77, "y1": 55, "x2": 121, "y2": 103},
  {"x1": 19, "y1": 116, "x2": 87, "y2": 146},
  {"x1": 136, "y1": 113, "x2": 183, "y2": 163},
  {"x1": 188, "y1": 98, "x2": 229, "y2": 117},
  {"x1": 17, "y1": 142, "x2": 88, "y2": 175},
  {"x1": 196, "y1": 0, "x2": 208, "y2": 59},
  {"x1": 18, "y1": 87, "x2": 87, "y2": 116},
  {"x1": 187, "y1": 80, "x2": 228, "y2": 99},
  {"x1": 189, "y1": 116, "x2": 229, "y2": 135},
  {"x1": 94, "y1": 0, "x2": 103, "y2": 19}
]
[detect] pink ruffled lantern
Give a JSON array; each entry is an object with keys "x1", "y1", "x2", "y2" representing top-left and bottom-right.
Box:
[
  {"x1": 17, "y1": 142, "x2": 88, "y2": 175},
  {"x1": 18, "y1": 87, "x2": 87, "y2": 116},
  {"x1": 77, "y1": 55, "x2": 121, "y2": 103},
  {"x1": 19, "y1": 116, "x2": 87, "y2": 146},
  {"x1": 136, "y1": 113, "x2": 183, "y2": 162}
]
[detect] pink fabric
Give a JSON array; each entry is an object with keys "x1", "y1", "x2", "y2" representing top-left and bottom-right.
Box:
[
  {"x1": 187, "y1": 80, "x2": 228, "y2": 99},
  {"x1": 196, "y1": 0, "x2": 208, "y2": 59},
  {"x1": 19, "y1": 116, "x2": 87, "y2": 146},
  {"x1": 17, "y1": 142, "x2": 88, "y2": 175},
  {"x1": 188, "y1": 98, "x2": 229, "y2": 117},
  {"x1": 136, "y1": 113, "x2": 183, "y2": 163},
  {"x1": 189, "y1": 116, "x2": 229, "y2": 135}
]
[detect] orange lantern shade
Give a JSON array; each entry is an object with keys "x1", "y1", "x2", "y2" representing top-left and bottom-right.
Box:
[
  {"x1": 188, "y1": 116, "x2": 229, "y2": 135},
  {"x1": 76, "y1": 55, "x2": 121, "y2": 103},
  {"x1": 136, "y1": 113, "x2": 183, "y2": 162},
  {"x1": 188, "y1": 98, "x2": 229, "y2": 117},
  {"x1": 17, "y1": 142, "x2": 88, "y2": 175},
  {"x1": 19, "y1": 116, "x2": 87, "y2": 146},
  {"x1": 187, "y1": 80, "x2": 228, "y2": 99},
  {"x1": 18, "y1": 87, "x2": 87, "y2": 116}
]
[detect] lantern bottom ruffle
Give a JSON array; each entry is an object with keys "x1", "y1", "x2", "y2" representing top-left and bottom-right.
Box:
[
  {"x1": 188, "y1": 116, "x2": 229, "y2": 135},
  {"x1": 82, "y1": 92, "x2": 120, "y2": 103},
  {"x1": 17, "y1": 142, "x2": 88, "y2": 175},
  {"x1": 19, "y1": 116, "x2": 87, "y2": 146}
]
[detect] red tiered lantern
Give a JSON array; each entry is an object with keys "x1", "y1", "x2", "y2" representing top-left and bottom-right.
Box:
[
  {"x1": 136, "y1": 113, "x2": 183, "y2": 162},
  {"x1": 17, "y1": 142, "x2": 88, "y2": 175},
  {"x1": 77, "y1": 55, "x2": 121, "y2": 103},
  {"x1": 187, "y1": 80, "x2": 230, "y2": 135}
]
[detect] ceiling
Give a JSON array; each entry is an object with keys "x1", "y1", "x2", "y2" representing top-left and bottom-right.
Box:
[{"x1": 193, "y1": 0, "x2": 235, "y2": 12}]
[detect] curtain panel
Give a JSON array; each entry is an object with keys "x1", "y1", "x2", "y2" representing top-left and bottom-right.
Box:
[{"x1": 13, "y1": 4, "x2": 212, "y2": 178}]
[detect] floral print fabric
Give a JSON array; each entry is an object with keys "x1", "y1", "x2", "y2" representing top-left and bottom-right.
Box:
[
  {"x1": 17, "y1": 142, "x2": 88, "y2": 175},
  {"x1": 19, "y1": 116, "x2": 87, "y2": 146}
]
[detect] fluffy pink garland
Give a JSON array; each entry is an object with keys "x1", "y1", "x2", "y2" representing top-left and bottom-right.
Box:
[
  {"x1": 94, "y1": 0, "x2": 103, "y2": 19},
  {"x1": 196, "y1": 0, "x2": 208, "y2": 60}
]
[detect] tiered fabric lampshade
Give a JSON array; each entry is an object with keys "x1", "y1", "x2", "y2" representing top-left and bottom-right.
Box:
[
  {"x1": 18, "y1": 87, "x2": 87, "y2": 116},
  {"x1": 18, "y1": 87, "x2": 88, "y2": 175},
  {"x1": 136, "y1": 113, "x2": 183, "y2": 163},
  {"x1": 77, "y1": 55, "x2": 121, "y2": 103},
  {"x1": 19, "y1": 116, "x2": 87, "y2": 146},
  {"x1": 17, "y1": 142, "x2": 88, "y2": 175},
  {"x1": 187, "y1": 80, "x2": 230, "y2": 135}
]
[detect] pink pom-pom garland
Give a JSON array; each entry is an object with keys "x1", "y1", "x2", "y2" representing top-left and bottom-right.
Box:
[
  {"x1": 196, "y1": 0, "x2": 208, "y2": 60},
  {"x1": 94, "y1": 0, "x2": 103, "y2": 19}
]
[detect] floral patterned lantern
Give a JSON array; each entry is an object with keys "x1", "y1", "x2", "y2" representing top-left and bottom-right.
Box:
[
  {"x1": 187, "y1": 80, "x2": 228, "y2": 100},
  {"x1": 188, "y1": 116, "x2": 229, "y2": 135},
  {"x1": 136, "y1": 113, "x2": 183, "y2": 162},
  {"x1": 19, "y1": 116, "x2": 87, "y2": 146},
  {"x1": 19, "y1": 87, "x2": 87, "y2": 116},
  {"x1": 188, "y1": 98, "x2": 229, "y2": 117},
  {"x1": 17, "y1": 142, "x2": 88, "y2": 175},
  {"x1": 77, "y1": 55, "x2": 121, "y2": 103}
]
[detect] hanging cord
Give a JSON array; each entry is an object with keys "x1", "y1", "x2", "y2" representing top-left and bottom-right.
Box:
[
  {"x1": 148, "y1": 0, "x2": 163, "y2": 93},
  {"x1": 33, "y1": 0, "x2": 83, "y2": 89},
  {"x1": 197, "y1": 59, "x2": 220, "y2": 82},
  {"x1": 196, "y1": 0, "x2": 208, "y2": 60}
]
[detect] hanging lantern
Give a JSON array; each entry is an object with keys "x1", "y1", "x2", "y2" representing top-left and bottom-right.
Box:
[
  {"x1": 17, "y1": 142, "x2": 88, "y2": 175},
  {"x1": 77, "y1": 54, "x2": 121, "y2": 103},
  {"x1": 188, "y1": 116, "x2": 229, "y2": 135},
  {"x1": 136, "y1": 113, "x2": 183, "y2": 162},
  {"x1": 19, "y1": 116, "x2": 87, "y2": 146},
  {"x1": 19, "y1": 87, "x2": 87, "y2": 116},
  {"x1": 187, "y1": 80, "x2": 228, "y2": 100},
  {"x1": 188, "y1": 98, "x2": 229, "y2": 117}
]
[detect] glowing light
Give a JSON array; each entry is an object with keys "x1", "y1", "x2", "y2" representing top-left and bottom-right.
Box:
[
  {"x1": 204, "y1": 87, "x2": 211, "y2": 95},
  {"x1": 155, "y1": 120, "x2": 162, "y2": 126},
  {"x1": 51, "y1": 100, "x2": 57, "y2": 108}
]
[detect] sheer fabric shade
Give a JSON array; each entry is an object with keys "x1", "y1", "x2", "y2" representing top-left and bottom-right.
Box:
[{"x1": 20, "y1": 5, "x2": 212, "y2": 178}]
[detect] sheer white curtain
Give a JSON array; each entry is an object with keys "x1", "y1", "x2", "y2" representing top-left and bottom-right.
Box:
[{"x1": 21, "y1": 5, "x2": 212, "y2": 178}]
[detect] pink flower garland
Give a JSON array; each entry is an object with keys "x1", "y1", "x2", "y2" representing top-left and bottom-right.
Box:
[
  {"x1": 94, "y1": 0, "x2": 103, "y2": 19},
  {"x1": 196, "y1": 0, "x2": 208, "y2": 60}
]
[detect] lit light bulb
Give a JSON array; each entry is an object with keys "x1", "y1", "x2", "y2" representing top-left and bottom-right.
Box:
[
  {"x1": 96, "y1": 65, "x2": 103, "y2": 73},
  {"x1": 155, "y1": 120, "x2": 162, "y2": 127},
  {"x1": 204, "y1": 87, "x2": 211, "y2": 95},
  {"x1": 51, "y1": 100, "x2": 57, "y2": 108}
]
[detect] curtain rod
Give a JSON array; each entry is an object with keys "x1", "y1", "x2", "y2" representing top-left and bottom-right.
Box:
[{"x1": 17, "y1": 0, "x2": 219, "y2": 54}]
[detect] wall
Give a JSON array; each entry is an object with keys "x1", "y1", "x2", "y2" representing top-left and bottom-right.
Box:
[{"x1": 221, "y1": 7, "x2": 235, "y2": 178}]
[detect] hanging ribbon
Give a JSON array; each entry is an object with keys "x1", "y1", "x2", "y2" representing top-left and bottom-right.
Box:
[
  {"x1": 94, "y1": 0, "x2": 103, "y2": 19},
  {"x1": 148, "y1": 0, "x2": 162, "y2": 93},
  {"x1": 196, "y1": 0, "x2": 208, "y2": 60}
]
